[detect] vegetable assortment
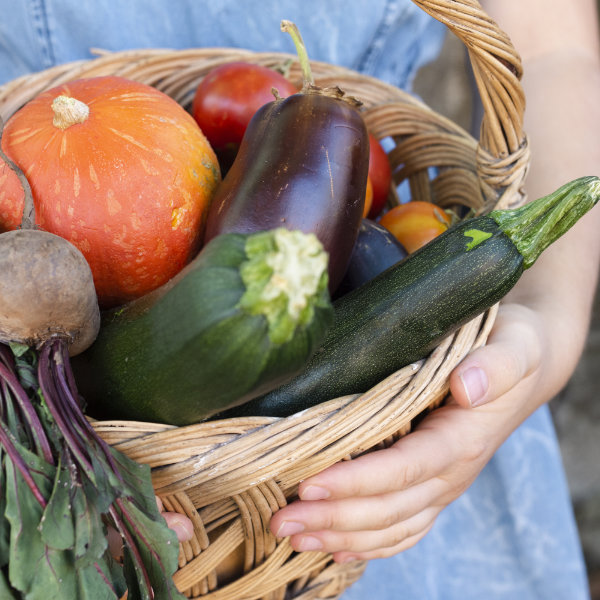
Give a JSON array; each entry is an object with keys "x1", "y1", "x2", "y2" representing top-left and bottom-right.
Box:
[
  {"x1": 0, "y1": 76, "x2": 221, "y2": 308},
  {"x1": 0, "y1": 140, "x2": 183, "y2": 599},
  {"x1": 75, "y1": 228, "x2": 333, "y2": 426},
  {"x1": 203, "y1": 21, "x2": 369, "y2": 292},
  {"x1": 225, "y1": 176, "x2": 600, "y2": 417},
  {"x1": 192, "y1": 60, "x2": 298, "y2": 168},
  {"x1": 1, "y1": 16, "x2": 600, "y2": 599}
]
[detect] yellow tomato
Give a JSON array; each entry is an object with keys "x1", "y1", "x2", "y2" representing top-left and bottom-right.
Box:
[
  {"x1": 363, "y1": 177, "x2": 374, "y2": 218},
  {"x1": 379, "y1": 201, "x2": 452, "y2": 253}
]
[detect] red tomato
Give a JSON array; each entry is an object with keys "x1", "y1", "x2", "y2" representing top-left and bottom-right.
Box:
[
  {"x1": 192, "y1": 62, "x2": 298, "y2": 154},
  {"x1": 379, "y1": 201, "x2": 452, "y2": 253},
  {"x1": 367, "y1": 133, "x2": 392, "y2": 219}
]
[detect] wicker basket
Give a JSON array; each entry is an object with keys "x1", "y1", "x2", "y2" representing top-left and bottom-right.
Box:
[{"x1": 0, "y1": 1, "x2": 529, "y2": 598}]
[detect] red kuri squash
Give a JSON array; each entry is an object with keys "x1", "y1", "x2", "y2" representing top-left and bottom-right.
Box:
[{"x1": 0, "y1": 76, "x2": 221, "y2": 308}]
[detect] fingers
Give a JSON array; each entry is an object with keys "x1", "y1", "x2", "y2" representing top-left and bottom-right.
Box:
[
  {"x1": 332, "y1": 520, "x2": 437, "y2": 563},
  {"x1": 162, "y1": 511, "x2": 195, "y2": 542},
  {"x1": 267, "y1": 302, "x2": 549, "y2": 560},
  {"x1": 450, "y1": 304, "x2": 544, "y2": 408},
  {"x1": 270, "y1": 402, "x2": 499, "y2": 558},
  {"x1": 292, "y1": 427, "x2": 456, "y2": 502},
  {"x1": 287, "y1": 506, "x2": 440, "y2": 558},
  {"x1": 269, "y1": 418, "x2": 472, "y2": 557},
  {"x1": 156, "y1": 495, "x2": 195, "y2": 542},
  {"x1": 273, "y1": 477, "x2": 443, "y2": 536}
]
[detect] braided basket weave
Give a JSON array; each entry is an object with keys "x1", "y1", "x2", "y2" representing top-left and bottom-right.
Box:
[{"x1": 0, "y1": 1, "x2": 529, "y2": 598}]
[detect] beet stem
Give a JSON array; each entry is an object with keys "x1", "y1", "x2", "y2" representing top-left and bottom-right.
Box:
[
  {"x1": 51, "y1": 340, "x2": 124, "y2": 480},
  {"x1": 0, "y1": 420, "x2": 47, "y2": 508},
  {"x1": 37, "y1": 344, "x2": 95, "y2": 478},
  {"x1": 0, "y1": 353, "x2": 54, "y2": 464},
  {"x1": 109, "y1": 503, "x2": 154, "y2": 596}
]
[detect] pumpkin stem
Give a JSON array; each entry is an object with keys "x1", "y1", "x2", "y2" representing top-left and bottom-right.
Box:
[{"x1": 52, "y1": 95, "x2": 90, "y2": 130}]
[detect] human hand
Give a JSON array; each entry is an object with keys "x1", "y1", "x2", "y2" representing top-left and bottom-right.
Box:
[
  {"x1": 154, "y1": 495, "x2": 195, "y2": 542},
  {"x1": 268, "y1": 299, "x2": 571, "y2": 562},
  {"x1": 108, "y1": 495, "x2": 194, "y2": 559}
]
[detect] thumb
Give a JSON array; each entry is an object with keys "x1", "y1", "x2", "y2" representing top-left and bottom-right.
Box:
[{"x1": 449, "y1": 304, "x2": 544, "y2": 408}]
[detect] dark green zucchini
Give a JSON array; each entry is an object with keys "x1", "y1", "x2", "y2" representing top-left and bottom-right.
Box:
[
  {"x1": 73, "y1": 228, "x2": 333, "y2": 426},
  {"x1": 222, "y1": 176, "x2": 600, "y2": 418}
]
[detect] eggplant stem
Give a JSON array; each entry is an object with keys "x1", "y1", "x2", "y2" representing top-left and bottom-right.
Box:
[{"x1": 280, "y1": 20, "x2": 314, "y2": 87}]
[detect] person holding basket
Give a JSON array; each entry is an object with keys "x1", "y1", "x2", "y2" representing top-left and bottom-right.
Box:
[{"x1": 0, "y1": 1, "x2": 598, "y2": 598}]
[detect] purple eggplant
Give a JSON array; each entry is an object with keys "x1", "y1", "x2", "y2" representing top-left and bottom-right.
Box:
[
  {"x1": 204, "y1": 22, "x2": 369, "y2": 292},
  {"x1": 335, "y1": 219, "x2": 408, "y2": 297}
]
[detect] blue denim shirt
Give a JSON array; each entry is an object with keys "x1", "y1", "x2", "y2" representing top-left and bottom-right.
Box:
[
  {"x1": 0, "y1": 0, "x2": 445, "y2": 88},
  {"x1": 0, "y1": 2, "x2": 590, "y2": 599}
]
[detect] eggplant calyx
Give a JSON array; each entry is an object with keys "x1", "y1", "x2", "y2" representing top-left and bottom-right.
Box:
[{"x1": 303, "y1": 83, "x2": 363, "y2": 108}]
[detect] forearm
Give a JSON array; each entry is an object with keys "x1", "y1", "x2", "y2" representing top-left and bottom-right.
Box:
[{"x1": 481, "y1": 0, "x2": 600, "y2": 403}]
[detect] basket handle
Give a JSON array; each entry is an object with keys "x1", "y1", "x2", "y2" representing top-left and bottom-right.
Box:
[{"x1": 412, "y1": 0, "x2": 530, "y2": 209}]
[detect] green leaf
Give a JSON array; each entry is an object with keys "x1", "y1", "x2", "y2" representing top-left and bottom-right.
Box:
[
  {"x1": 39, "y1": 451, "x2": 109, "y2": 568},
  {"x1": 2, "y1": 341, "x2": 185, "y2": 599},
  {"x1": 0, "y1": 452, "x2": 9, "y2": 568},
  {"x1": 4, "y1": 445, "x2": 67, "y2": 598},
  {"x1": 11, "y1": 346, "x2": 39, "y2": 393},
  {"x1": 76, "y1": 559, "x2": 123, "y2": 600},
  {"x1": 73, "y1": 477, "x2": 110, "y2": 568},
  {"x1": 40, "y1": 456, "x2": 76, "y2": 550},
  {"x1": 108, "y1": 448, "x2": 158, "y2": 515},
  {"x1": 87, "y1": 447, "x2": 126, "y2": 509},
  {"x1": 119, "y1": 499, "x2": 184, "y2": 600},
  {"x1": 8, "y1": 343, "x2": 29, "y2": 358},
  {"x1": 4, "y1": 447, "x2": 120, "y2": 600},
  {"x1": 0, "y1": 567, "x2": 20, "y2": 599}
]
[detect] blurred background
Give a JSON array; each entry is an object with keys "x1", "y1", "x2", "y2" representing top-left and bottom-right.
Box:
[{"x1": 412, "y1": 29, "x2": 600, "y2": 600}]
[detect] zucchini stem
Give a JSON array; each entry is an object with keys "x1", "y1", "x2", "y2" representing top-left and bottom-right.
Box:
[
  {"x1": 491, "y1": 176, "x2": 600, "y2": 268},
  {"x1": 281, "y1": 20, "x2": 315, "y2": 88},
  {"x1": 238, "y1": 228, "x2": 329, "y2": 345}
]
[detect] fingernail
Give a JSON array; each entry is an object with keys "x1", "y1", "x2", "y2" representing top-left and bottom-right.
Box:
[
  {"x1": 163, "y1": 514, "x2": 194, "y2": 542},
  {"x1": 340, "y1": 555, "x2": 359, "y2": 563},
  {"x1": 276, "y1": 520, "x2": 305, "y2": 537},
  {"x1": 459, "y1": 366, "x2": 488, "y2": 407},
  {"x1": 300, "y1": 485, "x2": 330, "y2": 501},
  {"x1": 297, "y1": 536, "x2": 323, "y2": 551}
]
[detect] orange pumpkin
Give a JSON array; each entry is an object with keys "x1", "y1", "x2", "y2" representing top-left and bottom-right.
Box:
[{"x1": 0, "y1": 76, "x2": 221, "y2": 308}]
